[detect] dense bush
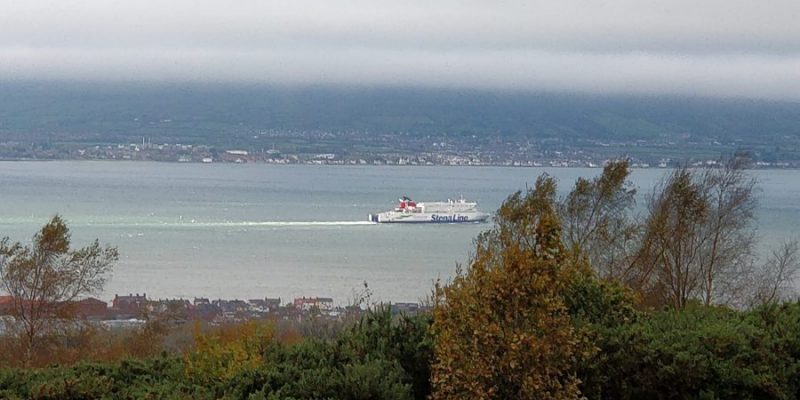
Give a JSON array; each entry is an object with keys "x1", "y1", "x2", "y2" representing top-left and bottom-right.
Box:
[
  {"x1": 583, "y1": 303, "x2": 800, "y2": 400},
  {"x1": 0, "y1": 309, "x2": 432, "y2": 400},
  {"x1": 226, "y1": 308, "x2": 431, "y2": 400},
  {"x1": 0, "y1": 356, "x2": 209, "y2": 399}
]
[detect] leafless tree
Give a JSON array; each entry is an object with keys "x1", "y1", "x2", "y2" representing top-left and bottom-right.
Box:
[
  {"x1": 0, "y1": 215, "x2": 117, "y2": 365},
  {"x1": 750, "y1": 240, "x2": 800, "y2": 306}
]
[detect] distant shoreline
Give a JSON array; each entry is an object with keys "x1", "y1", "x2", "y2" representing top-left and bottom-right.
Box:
[{"x1": 0, "y1": 158, "x2": 797, "y2": 170}]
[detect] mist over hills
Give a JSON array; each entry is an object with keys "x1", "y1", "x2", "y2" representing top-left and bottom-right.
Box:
[{"x1": 1, "y1": 82, "x2": 799, "y2": 155}]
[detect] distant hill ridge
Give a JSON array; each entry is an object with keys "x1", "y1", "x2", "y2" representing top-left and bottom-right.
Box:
[{"x1": 1, "y1": 82, "x2": 799, "y2": 147}]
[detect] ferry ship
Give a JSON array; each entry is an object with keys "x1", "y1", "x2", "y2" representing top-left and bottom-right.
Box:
[{"x1": 369, "y1": 196, "x2": 490, "y2": 223}]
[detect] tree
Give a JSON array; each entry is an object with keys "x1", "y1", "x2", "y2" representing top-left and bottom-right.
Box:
[
  {"x1": 634, "y1": 159, "x2": 757, "y2": 309},
  {"x1": 0, "y1": 215, "x2": 118, "y2": 365},
  {"x1": 560, "y1": 159, "x2": 640, "y2": 282},
  {"x1": 431, "y1": 176, "x2": 591, "y2": 399},
  {"x1": 696, "y1": 159, "x2": 757, "y2": 306},
  {"x1": 751, "y1": 240, "x2": 800, "y2": 306},
  {"x1": 637, "y1": 168, "x2": 710, "y2": 308}
]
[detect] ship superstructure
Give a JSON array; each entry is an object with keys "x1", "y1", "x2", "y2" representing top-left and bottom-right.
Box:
[{"x1": 369, "y1": 196, "x2": 490, "y2": 223}]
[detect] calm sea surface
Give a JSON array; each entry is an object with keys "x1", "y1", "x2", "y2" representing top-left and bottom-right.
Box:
[{"x1": 1, "y1": 162, "x2": 799, "y2": 304}]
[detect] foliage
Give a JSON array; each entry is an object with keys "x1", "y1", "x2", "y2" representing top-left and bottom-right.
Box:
[
  {"x1": 184, "y1": 320, "x2": 276, "y2": 387},
  {"x1": 232, "y1": 340, "x2": 412, "y2": 400},
  {"x1": 563, "y1": 266, "x2": 637, "y2": 329},
  {"x1": 0, "y1": 356, "x2": 209, "y2": 400},
  {"x1": 431, "y1": 176, "x2": 592, "y2": 399},
  {"x1": 336, "y1": 307, "x2": 433, "y2": 399},
  {"x1": 584, "y1": 303, "x2": 800, "y2": 400},
  {"x1": 0, "y1": 215, "x2": 118, "y2": 365},
  {"x1": 0, "y1": 310, "x2": 431, "y2": 399},
  {"x1": 560, "y1": 159, "x2": 639, "y2": 281},
  {"x1": 230, "y1": 309, "x2": 430, "y2": 400},
  {"x1": 7, "y1": 302, "x2": 800, "y2": 400},
  {"x1": 635, "y1": 161, "x2": 758, "y2": 308}
]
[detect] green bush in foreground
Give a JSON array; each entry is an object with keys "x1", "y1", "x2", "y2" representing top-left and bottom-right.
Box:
[
  {"x1": 225, "y1": 309, "x2": 429, "y2": 400},
  {"x1": 4, "y1": 303, "x2": 800, "y2": 399},
  {"x1": 0, "y1": 309, "x2": 432, "y2": 400},
  {"x1": 583, "y1": 302, "x2": 800, "y2": 400},
  {"x1": 0, "y1": 356, "x2": 207, "y2": 399}
]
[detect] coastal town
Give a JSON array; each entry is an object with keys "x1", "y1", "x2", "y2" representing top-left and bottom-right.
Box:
[
  {"x1": 0, "y1": 293, "x2": 424, "y2": 328},
  {"x1": 1, "y1": 135, "x2": 795, "y2": 169}
]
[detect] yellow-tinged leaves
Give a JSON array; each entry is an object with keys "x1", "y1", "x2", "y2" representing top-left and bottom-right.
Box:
[
  {"x1": 431, "y1": 176, "x2": 593, "y2": 400},
  {"x1": 184, "y1": 320, "x2": 275, "y2": 385}
]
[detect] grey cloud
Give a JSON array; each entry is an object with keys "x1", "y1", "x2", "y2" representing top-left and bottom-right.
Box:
[{"x1": 0, "y1": 0, "x2": 798, "y2": 99}]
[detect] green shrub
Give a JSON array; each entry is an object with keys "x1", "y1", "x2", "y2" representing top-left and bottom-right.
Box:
[
  {"x1": 226, "y1": 308, "x2": 430, "y2": 399},
  {"x1": 584, "y1": 303, "x2": 800, "y2": 400}
]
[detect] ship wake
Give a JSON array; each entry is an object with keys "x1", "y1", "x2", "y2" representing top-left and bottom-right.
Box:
[{"x1": 186, "y1": 221, "x2": 377, "y2": 227}]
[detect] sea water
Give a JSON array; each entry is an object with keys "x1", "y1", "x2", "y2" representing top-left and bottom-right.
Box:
[{"x1": 1, "y1": 162, "x2": 798, "y2": 304}]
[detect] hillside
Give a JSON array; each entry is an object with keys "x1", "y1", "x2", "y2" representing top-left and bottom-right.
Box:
[{"x1": 1, "y1": 82, "x2": 799, "y2": 144}]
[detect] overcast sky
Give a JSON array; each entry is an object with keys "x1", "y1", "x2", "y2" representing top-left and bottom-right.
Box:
[{"x1": 1, "y1": 0, "x2": 799, "y2": 100}]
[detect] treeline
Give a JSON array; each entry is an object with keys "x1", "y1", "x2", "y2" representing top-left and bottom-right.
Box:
[{"x1": 3, "y1": 159, "x2": 800, "y2": 399}]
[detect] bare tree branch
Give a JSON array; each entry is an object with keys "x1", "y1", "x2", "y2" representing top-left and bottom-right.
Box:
[{"x1": 750, "y1": 240, "x2": 800, "y2": 306}]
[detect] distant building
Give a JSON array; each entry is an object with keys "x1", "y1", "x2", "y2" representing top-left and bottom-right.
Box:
[
  {"x1": 74, "y1": 297, "x2": 108, "y2": 319},
  {"x1": 150, "y1": 299, "x2": 191, "y2": 317},
  {"x1": 112, "y1": 293, "x2": 148, "y2": 316},
  {"x1": 264, "y1": 298, "x2": 282, "y2": 311},
  {"x1": 191, "y1": 297, "x2": 218, "y2": 320},
  {"x1": 248, "y1": 297, "x2": 282, "y2": 313},
  {"x1": 248, "y1": 299, "x2": 269, "y2": 312},
  {"x1": 213, "y1": 299, "x2": 249, "y2": 320},
  {"x1": 293, "y1": 297, "x2": 334, "y2": 311},
  {"x1": 137, "y1": 298, "x2": 192, "y2": 322},
  {"x1": 194, "y1": 297, "x2": 210, "y2": 306}
]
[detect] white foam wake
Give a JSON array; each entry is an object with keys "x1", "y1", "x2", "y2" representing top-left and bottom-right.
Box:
[
  {"x1": 91, "y1": 220, "x2": 378, "y2": 228},
  {"x1": 83, "y1": 218, "x2": 376, "y2": 228},
  {"x1": 187, "y1": 221, "x2": 376, "y2": 227}
]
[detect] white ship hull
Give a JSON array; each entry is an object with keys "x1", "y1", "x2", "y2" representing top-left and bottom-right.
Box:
[
  {"x1": 370, "y1": 211, "x2": 490, "y2": 223},
  {"x1": 369, "y1": 197, "x2": 490, "y2": 223}
]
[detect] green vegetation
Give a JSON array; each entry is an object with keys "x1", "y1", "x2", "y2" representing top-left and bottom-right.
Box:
[
  {"x1": 3, "y1": 161, "x2": 800, "y2": 399},
  {"x1": 585, "y1": 303, "x2": 800, "y2": 400},
  {"x1": 0, "y1": 310, "x2": 432, "y2": 399}
]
